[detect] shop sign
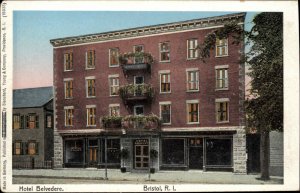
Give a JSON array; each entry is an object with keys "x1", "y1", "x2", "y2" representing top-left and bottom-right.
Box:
[{"x1": 134, "y1": 139, "x2": 148, "y2": 145}]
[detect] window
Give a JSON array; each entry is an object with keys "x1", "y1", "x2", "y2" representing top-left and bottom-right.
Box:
[
  {"x1": 160, "y1": 73, "x2": 171, "y2": 93},
  {"x1": 187, "y1": 39, "x2": 198, "y2": 59},
  {"x1": 65, "y1": 140, "x2": 84, "y2": 164},
  {"x1": 109, "y1": 105, "x2": 120, "y2": 117},
  {"x1": 160, "y1": 102, "x2": 171, "y2": 125},
  {"x1": 134, "y1": 105, "x2": 144, "y2": 115},
  {"x1": 216, "y1": 100, "x2": 229, "y2": 123},
  {"x1": 134, "y1": 45, "x2": 144, "y2": 63},
  {"x1": 159, "y1": 42, "x2": 170, "y2": 62},
  {"x1": 162, "y1": 139, "x2": 185, "y2": 165},
  {"x1": 216, "y1": 68, "x2": 228, "y2": 89},
  {"x1": 86, "y1": 78, "x2": 96, "y2": 97},
  {"x1": 187, "y1": 101, "x2": 199, "y2": 123},
  {"x1": 216, "y1": 38, "x2": 228, "y2": 56},
  {"x1": 13, "y1": 114, "x2": 22, "y2": 129},
  {"x1": 109, "y1": 76, "x2": 119, "y2": 96},
  {"x1": 46, "y1": 114, "x2": 52, "y2": 128},
  {"x1": 186, "y1": 70, "x2": 199, "y2": 91},
  {"x1": 26, "y1": 114, "x2": 39, "y2": 129},
  {"x1": 14, "y1": 141, "x2": 22, "y2": 155},
  {"x1": 103, "y1": 139, "x2": 120, "y2": 164},
  {"x1": 64, "y1": 107, "x2": 74, "y2": 126},
  {"x1": 28, "y1": 141, "x2": 38, "y2": 155},
  {"x1": 87, "y1": 107, "x2": 96, "y2": 126},
  {"x1": 64, "y1": 79, "x2": 73, "y2": 99},
  {"x1": 109, "y1": 48, "x2": 119, "y2": 67},
  {"x1": 206, "y1": 138, "x2": 232, "y2": 166},
  {"x1": 64, "y1": 52, "x2": 73, "y2": 71},
  {"x1": 86, "y1": 50, "x2": 95, "y2": 69}
]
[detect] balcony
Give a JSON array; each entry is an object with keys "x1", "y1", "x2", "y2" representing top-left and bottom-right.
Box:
[
  {"x1": 122, "y1": 114, "x2": 161, "y2": 131},
  {"x1": 101, "y1": 114, "x2": 161, "y2": 132},
  {"x1": 118, "y1": 84, "x2": 154, "y2": 104},
  {"x1": 119, "y1": 52, "x2": 154, "y2": 74}
]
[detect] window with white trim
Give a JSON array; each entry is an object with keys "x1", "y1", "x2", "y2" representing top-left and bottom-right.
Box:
[
  {"x1": 186, "y1": 70, "x2": 199, "y2": 91},
  {"x1": 86, "y1": 78, "x2": 96, "y2": 97},
  {"x1": 87, "y1": 107, "x2": 96, "y2": 126},
  {"x1": 134, "y1": 45, "x2": 144, "y2": 64},
  {"x1": 187, "y1": 101, "x2": 199, "y2": 124},
  {"x1": 216, "y1": 101, "x2": 229, "y2": 123},
  {"x1": 86, "y1": 50, "x2": 95, "y2": 69},
  {"x1": 216, "y1": 68, "x2": 228, "y2": 89},
  {"x1": 216, "y1": 38, "x2": 228, "y2": 56},
  {"x1": 160, "y1": 73, "x2": 171, "y2": 93},
  {"x1": 159, "y1": 42, "x2": 170, "y2": 62},
  {"x1": 109, "y1": 76, "x2": 119, "y2": 96},
  {"x1": 64, "y1": 107, "x2": 74, "y2": 126},
  {"x1": 187, "y1": 39, "x2": 198, "y2": 59},
  {"x1": 109, "y1": 105, "x2": 120, "y2": 117},
  {"x1": 160, "y1": 102, "x2": 171, "y2": 125},
  {"x1": 64, "y1": 80, "x2": 73, "y2": 99},
  {"x1": 109, "y1": 48, "x2": 119, "y2": 67},
  {"x1": 64, "y1": 52, "x2": 73, "y2": 71}
]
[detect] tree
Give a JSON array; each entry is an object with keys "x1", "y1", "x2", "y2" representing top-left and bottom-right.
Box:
[
  {"x1": 245, "y1": 12, "x2": 283, "y2": 180},
  {"x1": 198, "y1": 12, "x2": 283, "y2": 180}
]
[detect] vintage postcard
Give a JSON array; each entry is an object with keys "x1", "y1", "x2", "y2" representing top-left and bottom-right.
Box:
[{"x1": 0, "y1": 0, "x2": 299, "y2": 192}]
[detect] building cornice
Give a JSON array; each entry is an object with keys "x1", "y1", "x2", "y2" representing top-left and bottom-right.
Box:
[{"x1": 50, "y1": 12, "x2": 245, "y2": 48}]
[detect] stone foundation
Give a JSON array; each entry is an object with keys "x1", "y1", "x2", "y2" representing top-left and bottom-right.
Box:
[
  {"x1": 53, "y1": 131, "x2": 63, "y2": 168},
  {"x1": 233, "y1": 127, "x2": 247, "y2": 174}
]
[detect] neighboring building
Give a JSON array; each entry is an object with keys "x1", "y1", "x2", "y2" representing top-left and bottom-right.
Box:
[
  {"x1": 12, "y1": 87, "x2": 54, "y2": 167},
  {"x1": 50, "y1": 13, "x2": 246, "y2": 173}
]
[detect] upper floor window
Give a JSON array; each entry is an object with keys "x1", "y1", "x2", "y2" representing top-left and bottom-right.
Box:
[
  {"x1": 160, "y1": 102, "x2": 171, "y2": 125},
  {"x1": 109, "y1": 75, "x2": 119, "y2": 96},
  {"x1": 160, "y1": 72, "x2": 171, "y2": 93},
  {"x1": 64, "y1": 52, "x2": 73, "y2": 71},
  {"x1": 46, "y1": 114, "x2": 52, "y2": 128},
  {"x1": 134, "y1": 45, "x2": 144, "y2": 64},
  {"x1": 64, "y1": 107, "x2": 74, "y2": 126},
  {"x1": 64, "y1": 79, "x2": 73, "y2": 99},
  {"x1": 187, "y1": 100, "x2": 199, "y2": 124},
  {"x1": 87, "y1": 107, "x2": 96, "y2": 126},
  {"x1": 186, "y1": 69, "x2": 199, "y2": 92},
  {"x1": 26, "y1": 114, "x2": 39, "y2": 129},
  {"x1": 216, "y1": 99, "x2": 229, "y2": 123},
  {"x1": 109, "y1": 104, "x2": 120, "y2": 116},
  {"x1": 187, "y1": 39, "x2": 198, "y2": 59},
  {"x1": 13, "y1": 114, "x2": 22, "y2": 129},
  {"x1": 14, "y1": 141, "x2": 22, "y2": 155},
  {"x1": 109, "y1": 48, "x2": 119, "y2": 67},
  {"x1": 28, "y1": 141, "x2": 39, "y2": 155},
  {"x1": 159, "y1": 42, "x2": 170, "y2": 62},
  {"x1": 216, "y1": 38, "x2": 228, "y2": 57},
  {"x1": 86, "y1": 50, "x2": 95, "y2": 69},
  {"x1": 86, "y1": 77, "x2": 96, "y2": 97},
  {"x1": 216, "y1": 67, "x2": 228, "y2": 89}
]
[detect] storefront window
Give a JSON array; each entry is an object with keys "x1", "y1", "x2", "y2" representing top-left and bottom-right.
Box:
[
  {"x1": 205, "y1": 138, "x2": 232, "y2": 166},
  {"x1": 162, "y1": 139, "x2": 185, "y2": 165},
  {"x1": 65, "y1": 140, "x2": 84, "y2": 163},
  {"x1": 102, "y1": 139, "x2": 120, "y2": 164}
]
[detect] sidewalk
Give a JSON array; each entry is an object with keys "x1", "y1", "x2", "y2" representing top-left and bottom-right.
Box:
[{"x1": 13, "y1": 168, "x2": 283, "y2": 184}]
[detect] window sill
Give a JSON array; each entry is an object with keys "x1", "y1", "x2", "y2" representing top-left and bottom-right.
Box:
[
  {"x1": 187, "y1": 122, "x2": 200, "y2": 125},
  {"x1": 215, "y1": 88, "x2": 229, "y2": 91},
  {"x1": 87, "y1": 125, "x2": 97, "y2": 127},
  {"x1": 187, "y1": 58, "x2": 198, "y2": 61},
  {"x1": 215, "y1": 55, "x2": 229, "y2": 58},
  {"x1": 85, "y1": 67, "x2": 96, "y2": 70},
  {"x1": 86, "y1": 96, "x2": 96, "y2": 98},
  {"x1": 65, "y1": 97, "x2": 73, "y2": 100},
  {"x1": 109, "y1": 65, "x2": 120, "y2": 68},
  {"x1": 160, "y1": 92, "x2": 171, "y2": 94},
  {"x1": 64, "y1": 70, "x2": 74, "y2": 72},
  {"x1": 159, "y1": 60, "x2": 171, "y2": 63},
  {"x1": 162, "y1": 123, "x2": 171, "y2": 126},
  {"x1": 186, "y1": 90, "x2": 199, "y2": 93},
  {"x1": 216, "y1": 121, "x2": 230, "y2": 124}
]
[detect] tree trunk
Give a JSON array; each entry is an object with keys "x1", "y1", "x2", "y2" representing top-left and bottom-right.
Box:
[{"x1": 260, "y1": 130, "x2": 270, "y2": 180}]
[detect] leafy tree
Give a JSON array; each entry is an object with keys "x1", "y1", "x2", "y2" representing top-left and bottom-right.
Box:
[{"x1": 198, "y1": 12, "x2": 283, "y2": 180}]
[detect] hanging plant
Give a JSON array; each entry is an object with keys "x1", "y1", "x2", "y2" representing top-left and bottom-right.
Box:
[{"x1": 118, "y1": 52, "x2": 154, "y2": 65}]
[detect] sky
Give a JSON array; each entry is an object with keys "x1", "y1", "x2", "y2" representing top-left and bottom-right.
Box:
[{"x1": 13, "y1": 11, "x2": 257, "y2": 89}]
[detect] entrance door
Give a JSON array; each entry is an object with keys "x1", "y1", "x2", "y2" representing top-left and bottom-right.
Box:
[
  {"x1": 134, "y1": 139, "x2": 149, "y2": 169},
  {"x1": 88, "y1": 139, "x2": 98, "y2": 167},
  {"x1": 189, "y1": 138, "x2": 203, "y2": 169},
  {"x1": 246, "y1": 134, "x2": 260, "y2": 173}
]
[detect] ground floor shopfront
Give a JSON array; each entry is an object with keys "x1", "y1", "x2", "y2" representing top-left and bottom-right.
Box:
[{"x1": 54, "y1": 127, "x2": 247, "y2": 173}]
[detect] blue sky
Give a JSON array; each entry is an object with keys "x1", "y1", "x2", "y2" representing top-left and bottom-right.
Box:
[{"x1": 13, "y1": 11, "x2": 257, "y2": 89}]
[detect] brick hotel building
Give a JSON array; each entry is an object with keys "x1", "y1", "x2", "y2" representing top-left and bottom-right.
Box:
[{"x1": 50, "y1": 12, "x2": 247, "y2": 173}]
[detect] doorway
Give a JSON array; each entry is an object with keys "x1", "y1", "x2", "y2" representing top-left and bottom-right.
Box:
[
  {"x1": 134, "y1": 139, "x2": 149, "y2": 169},
  {"x1": 88, "y1": 139, "x2": 98, "y2": 167},
  {"x1": 189, "y1": 138, "x2": 203, "y2": 169},
  {"x1": 246, "y1": 134, "x2": 260, "y2": 173},
  {"x1": 134, "y1": 76, "x2": 144, "y2": 96}
]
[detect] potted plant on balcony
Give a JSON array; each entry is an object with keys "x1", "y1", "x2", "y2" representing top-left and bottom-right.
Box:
[
  {"x1": 150, "y1": 149, "x2": 158, "y2": 173},
  {"x1": 120, "y1": 148, "x2": 129, "y2": 173},
  {"x1": 101, "y1": 116, "x2": 122, "y2": 128}
]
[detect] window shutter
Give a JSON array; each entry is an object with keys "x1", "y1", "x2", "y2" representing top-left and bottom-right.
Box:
[
  {"x1": 12, "y1": 143, "x2": 15, "y2": 155},
  {"x1": 26, "y1": 116, "x2": 29, "y2": 129},
  {"x1": 70, "y1": 53, "x2": 73, "y2": 67},
  {"x1": 36, "y1": 142, "x2": 39, "y2": 155},
  {"x1": 85, "y1": 51, "x2": 88, "y2": 67},
  {"x1": 20, "y1": 115, "x2": 24, "y2": 129},
  {"x1": 35, "y1": 115, "x2": 39, "y2": 128}
]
